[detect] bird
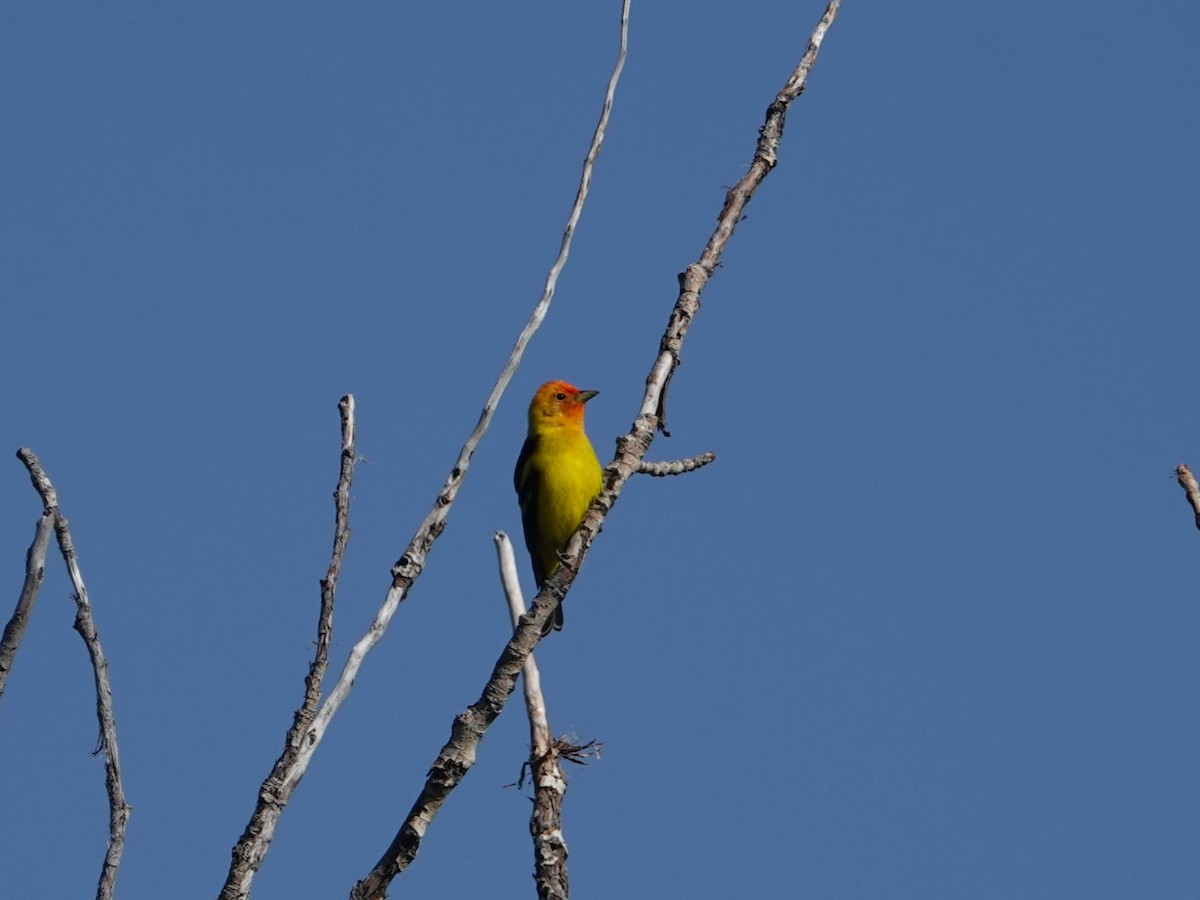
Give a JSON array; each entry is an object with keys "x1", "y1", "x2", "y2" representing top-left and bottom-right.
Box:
[{"x1": 513, "y1": 380, "x2": 603, "y2": 633}]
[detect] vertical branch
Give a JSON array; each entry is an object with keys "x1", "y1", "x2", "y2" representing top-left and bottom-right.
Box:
[
  {"x1": 0, "y1": 511, "x2": 55, "y2": 703},
  {"x1": 311, "y1": 395, "x2": 357, "y2": 709},
  {"x1": 495, "y1": 532, "x2": 569, "y2": 900},
  {"x1": 351, "y1": 3, "x2": 841, "y2": 897},
  {"x1": 15, "y1": 448, "x2": 131, "y2": 900},
  {"x1": 219, "y1": 395, "x2": 359, "y2": 900}
]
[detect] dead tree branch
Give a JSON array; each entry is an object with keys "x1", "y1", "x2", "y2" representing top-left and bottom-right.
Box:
[
  {"x1": 15, "y1": 448, "x2": 131, "y2": 900},
  {"x1": 219, "y1": 395, "x2": 359, "y2": 900}
]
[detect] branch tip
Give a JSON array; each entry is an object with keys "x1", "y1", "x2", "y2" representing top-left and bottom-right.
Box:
[
  {"x1": 219, "y1": 393, "x2": 359, "y2": 900},
  {"x1": 1176, "y1": 463, "x2": 1200, "y2": 531}
]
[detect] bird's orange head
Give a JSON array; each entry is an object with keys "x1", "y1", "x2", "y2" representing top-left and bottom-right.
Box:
[{"x1": 528, "y1": 380, "x2": 598, "y2": 431}]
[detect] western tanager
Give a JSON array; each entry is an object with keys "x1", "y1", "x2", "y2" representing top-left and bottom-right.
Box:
[{"x1": 514, "y1": 380, "x2": 603, "y2": 633}]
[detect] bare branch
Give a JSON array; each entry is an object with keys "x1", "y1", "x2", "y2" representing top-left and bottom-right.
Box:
[
  {"x1": 219, "y1": 395, "x2": 359, "y2": 900},
  {"x1": 315, "y1": 394, "x2": 358, "y2": 704},
  {"x1": 657, "y1": 0, "x2": 840, "y2": 433},
  {"x1": 1176, "y1": 464, "x2": 1200, "y2": 531},
  {"x1": 495, "y1": 532, "x2": 569, "y2": 900},
  {"x1": 637, "y1": 452, "x2": 716, "y2": 477},
  {"x1": 495, "y1": 533, "x2": 552, "y2": 758},
  {"x1": 15, "y1": 448, "x2": 131, "y2": 900},
  {"x1": 351, "y1": 3, "x2": 841, "y2": 897},
  {"x1": 0, "y1": 511, "x2": 55, "y2": 704}
]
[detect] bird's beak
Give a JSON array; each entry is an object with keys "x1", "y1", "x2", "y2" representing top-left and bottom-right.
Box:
[{"x1": 576, "y1": 390, "x2": 599, "y2": 403}]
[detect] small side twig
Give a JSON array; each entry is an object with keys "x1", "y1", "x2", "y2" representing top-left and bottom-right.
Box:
[
  {"x1": 637, "y1": 452, "x2": 716, "y2": 477},
  {"x1": 495, "y1": 532, "x2": 569, "y2": 900},
  {"x1": 16, "y1": 448, "x2": 131, "y2": 900},
  {"x1": 0, "y1": 511, "x2": 55, "y2": 705},
  {"x1": 350, "y1": 4, "x2": 841, "y2": 898},
  {"x1": 1176, "y1": 464, "x2": 1200, "y2": 531},
  {"x1": 219, "y1": 395, "x2": 358, "y2": 900}
]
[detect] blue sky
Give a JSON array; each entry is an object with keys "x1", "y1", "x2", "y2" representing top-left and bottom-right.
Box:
[{"x1": 3, "y1": 1, "x2": 1199, "y2": 897}]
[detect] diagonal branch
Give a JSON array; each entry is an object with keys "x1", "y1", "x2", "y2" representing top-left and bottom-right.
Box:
[
  {"x1": 16, "y1": 448, "x2": 132, "y2": 900},
  {"x1": 0, "y1": 510, "x2": 55, "y2": 705},
  {"x1": 218, "y1": 0, "x2": 631, "y2": 892},
  {"x1": 351, "y1": 3, "x2": 841, "y2": 897},
  {"x1": 219, "y1": 395, "x2": 358, "y2": 900}
]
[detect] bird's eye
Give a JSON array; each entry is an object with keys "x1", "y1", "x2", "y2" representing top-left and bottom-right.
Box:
[{"x1": 555, "y1": 392, "x2": 566, "y2": 401}]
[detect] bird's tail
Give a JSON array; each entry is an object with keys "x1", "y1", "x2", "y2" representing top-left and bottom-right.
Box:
[{"x1": 541, "y1": 602, "x2": 564, "y2": 635}]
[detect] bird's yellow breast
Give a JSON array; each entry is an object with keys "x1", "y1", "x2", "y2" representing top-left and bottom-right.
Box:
[
  {"x1": 522, "y1": 428, "x2": 603, "y2": 548},
  {"x1": 517, "y1": 429, "x2": 601, "y2": 592}
]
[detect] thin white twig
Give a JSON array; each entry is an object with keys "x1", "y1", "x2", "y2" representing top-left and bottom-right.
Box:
[
  {"x1": 495, "y1": 533, "x2": 551, "y2": 757},
  {"x1": 218, "y1": 1, "x2": 632, "y2": 894}
]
